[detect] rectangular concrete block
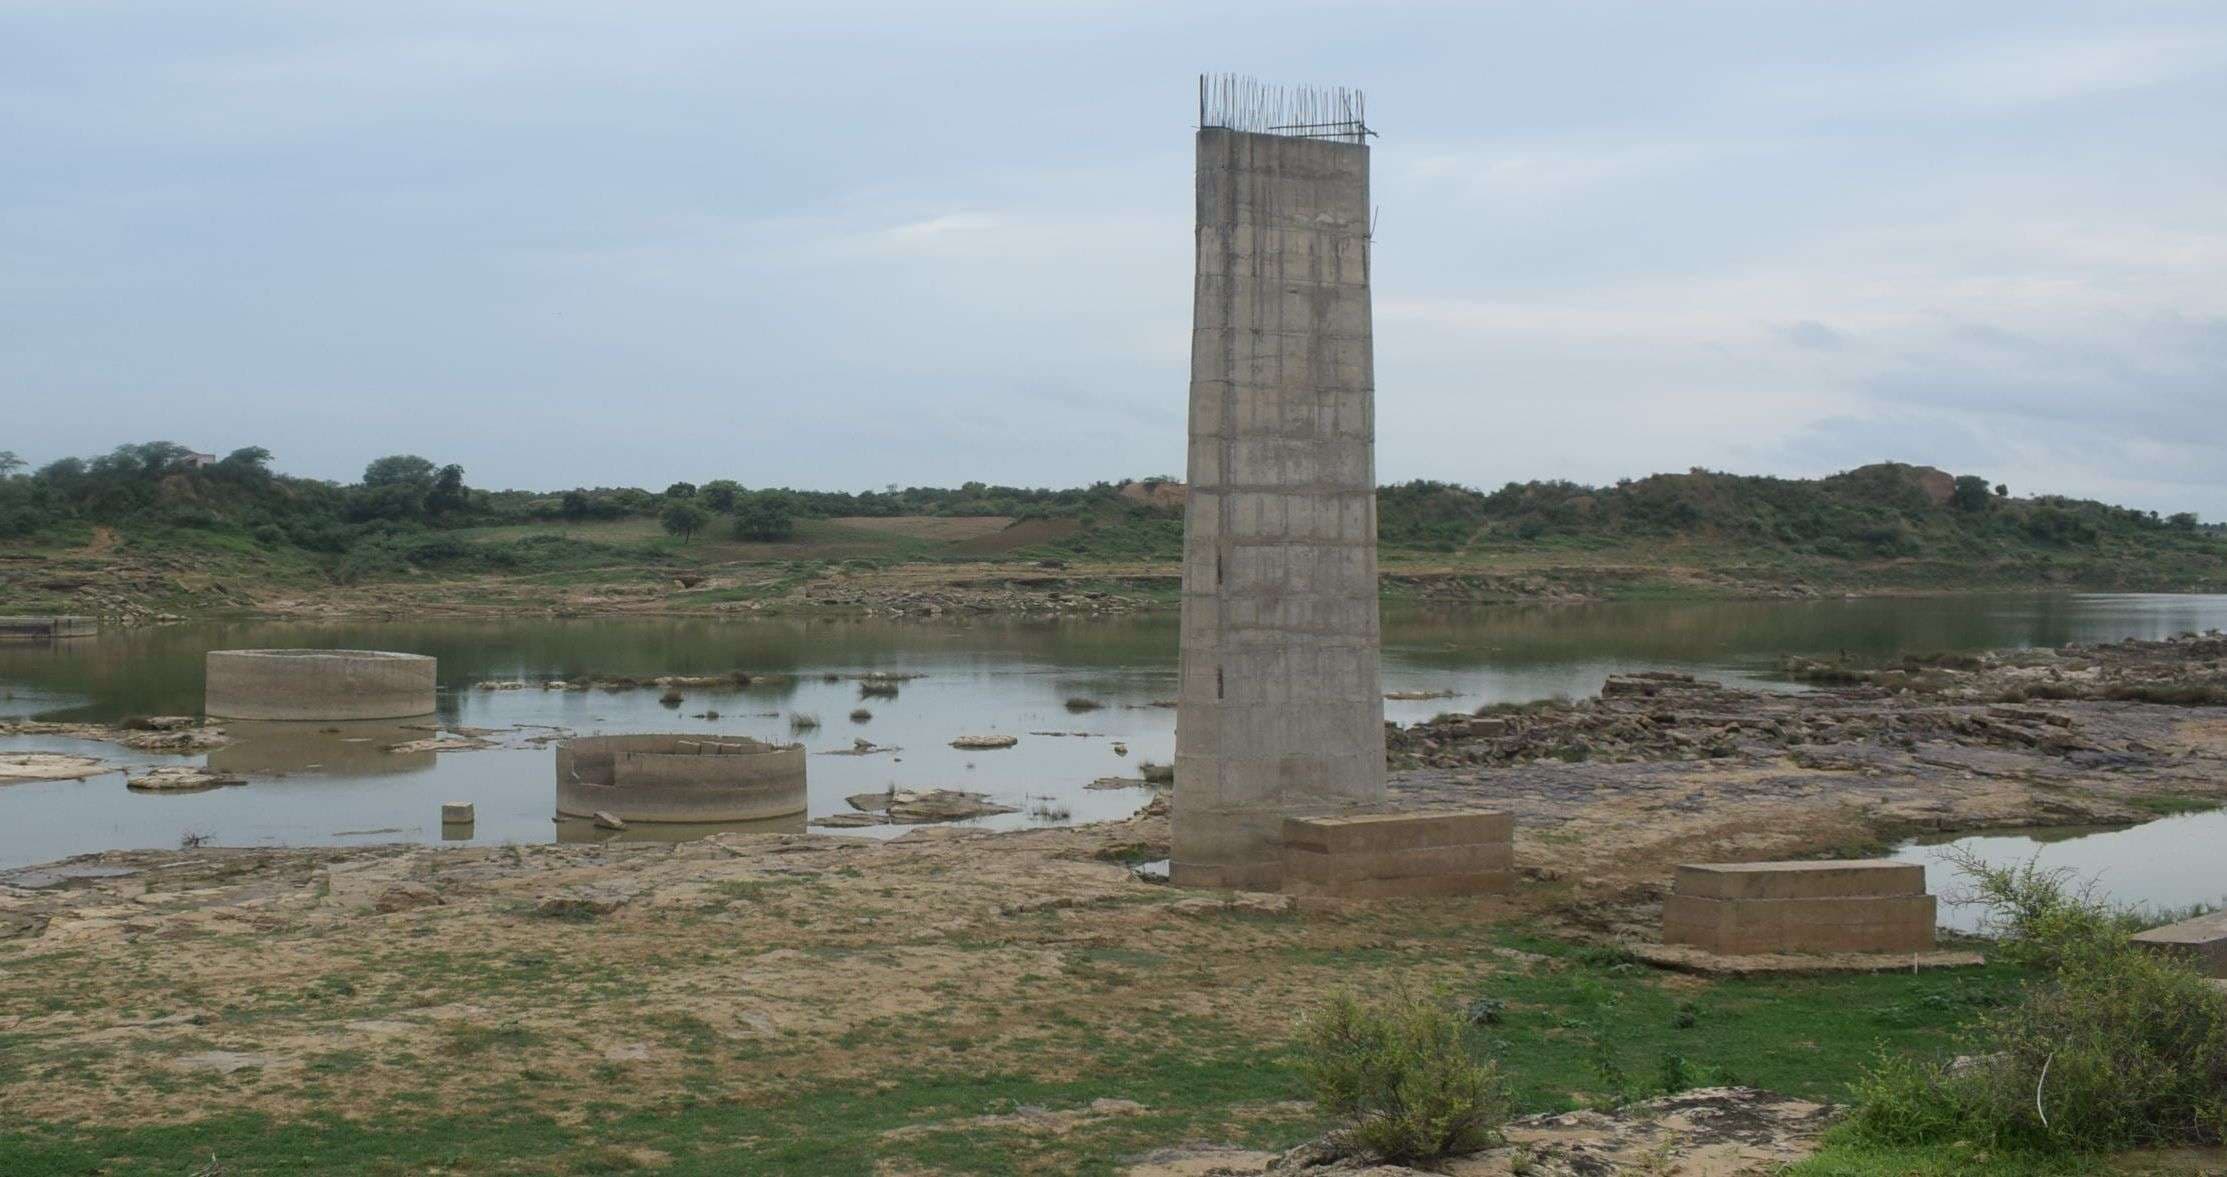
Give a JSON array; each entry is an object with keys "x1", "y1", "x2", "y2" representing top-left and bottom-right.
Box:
[
  {"x1": 1286, "y1": 841, "x2": 1514, "y2": 886},
  {"x1": 1674, "y1": 860, "x2": 1925, "y2": 902},
  {"x1": 1278, "y1": 810, "x2": 1512, "y2": 900},
  {"x1": 1283, "y1": 811, "x2": 1513, "y2": 854},
  {"x1": 2131, "y1": 910, "x2": 2227, "y2": 977},
  {"x1": 1663, "y1": 893, "x2": 1937, "y2": 955}
]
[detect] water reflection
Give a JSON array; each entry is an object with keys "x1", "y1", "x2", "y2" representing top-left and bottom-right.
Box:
[
  {"x1": 205, "y1": 721, "x2": 439, "y2": 776},
  {"x1": 0, "y1": 593, "x2": 2222, "y2": 869},
  {"x1": 552, "y1": 812, "x2": 809, "y2": 844}
]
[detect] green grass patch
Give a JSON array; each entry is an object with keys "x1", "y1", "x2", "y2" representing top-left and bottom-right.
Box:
[
  {"x1": 2128, "y1": 794, "x2": 2223, "y2": 817},
  {"x1": 0, "y1": 927, "x2": 2052, "y2": 1174}
]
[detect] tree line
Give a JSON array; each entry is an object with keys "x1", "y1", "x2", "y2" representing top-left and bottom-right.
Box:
[{"x1": 0, "y1": 441, "x2": 1154, "y2": 551}]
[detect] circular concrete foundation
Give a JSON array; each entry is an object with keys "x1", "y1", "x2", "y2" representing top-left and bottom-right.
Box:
[
  {"x1": 204, "y1": 649, "x2": 437, "y2": 721},
  {"x1": 556, "y1": 734, "x2": 807, "y2": 823}
]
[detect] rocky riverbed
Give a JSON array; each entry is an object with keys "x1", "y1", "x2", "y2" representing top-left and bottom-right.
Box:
[{"x1": 2, "y1": 634, "x2": 2223, "y2": 1172}]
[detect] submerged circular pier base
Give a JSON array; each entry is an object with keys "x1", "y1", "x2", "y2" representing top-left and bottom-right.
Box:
[
  {"x1": 556, "y1": 734, "x2": 807, "y2": 824},
  {"x1": 204, "y1": 649, "x2": 437, "y2": 721}
]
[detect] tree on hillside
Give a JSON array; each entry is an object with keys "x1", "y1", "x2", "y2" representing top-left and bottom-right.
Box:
[
  {"x1": 664, "y1": 481, "x2": 698, "y2": 500},
  {"x1": 2170, "y1": 512, "x2": 2200, "y2": 532},
  {"x1": 732, "y1": 494, "x2": 794, "y2": 542},
  {"x1": 0, "y1": 452, "x2": 23, "y2": 477},
  {"x1": 219, "y1": 446, "x2": 272, "y2": 473},
  {"x1": 560, "y1": 490, "x2": 591, "y2": 521},
  {"x1": 93, "y1": 442, "x2": 190, "y2": 481},
  {"x1": 660, "y1": 501, "x2": 708, "y2": 542},
  {"x1": 424, "y1": 464, "x2": 469, "y2": 516},
  {"x1": 363, "y1": 455, "x2": 436, "y2": 489},
  {"x1": 1951, "y1": 475, "x2": 1994, "y2": 513},
  {"x1": 700, "y1": 480, "x2": 740, "y2": 513},
  {"x1": 212, "y1": 447, "x2": 274, "y2": 486}
]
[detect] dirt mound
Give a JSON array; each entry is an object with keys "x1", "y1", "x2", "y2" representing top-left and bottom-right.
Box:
[
  {"x1": 950, "y1": 517, "x2": 1083, "y2": 555},
  {"x1": 1117, "y1": 480, "x2": 1188, "y2": 509}
]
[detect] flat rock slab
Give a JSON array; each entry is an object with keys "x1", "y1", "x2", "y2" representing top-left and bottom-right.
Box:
[
  {"x1": 823, "y1": 789, "x2": 1018, "y2": 826},
  {"x1": 1634, "y1": 943, "x2": 1985, "y2": 977},
  {"x1": 2, "y1": 864, "x2": 141, "y2": 891},
  {"x1": 173, "y1": 1050, "x2": 293, "y2": 1075},
  {"x1": 0, "y1": 753, "x2": 112, "y2": 782},
  {"x1": 1129, "y1": 1087, "x2": 1840, "y2": 1176},
  {"x1": 127, "y1": 766, "x2": 247, "y2": 792}
]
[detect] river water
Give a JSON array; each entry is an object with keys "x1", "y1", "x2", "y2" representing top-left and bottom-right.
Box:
[
  {"x1": 1893, "y1": 810, "x2": 2227, "y2": 933},
  {"x1": 2, "y1": 593, "x2": 2223, "y2": 874}
]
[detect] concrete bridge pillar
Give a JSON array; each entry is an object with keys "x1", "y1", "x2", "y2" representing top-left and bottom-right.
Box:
[{"x1": 1172, "y1": 93, "x2": 1386, "y2": 890}]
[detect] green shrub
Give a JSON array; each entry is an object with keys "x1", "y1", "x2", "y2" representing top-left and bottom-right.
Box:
[
  {"x1": 733, "y1": 495, "x2": 795, "y2": 542},
  {"x1": 1297, "y1": 991, "x2": 1510, "y2": 1162},
  {"x1": 659, "y1": 501, "x2": 708, "y2": 542},
  {"x1": 1839, "y1": 852, "x2": 2227, "y2": 1156}
]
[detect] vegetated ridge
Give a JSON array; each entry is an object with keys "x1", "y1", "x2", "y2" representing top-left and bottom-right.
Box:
[{"x1": 0, "y1": 443, "x2": 2220, "y2": 620}]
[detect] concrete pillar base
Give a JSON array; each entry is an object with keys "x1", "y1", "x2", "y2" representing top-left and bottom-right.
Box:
[{"x1": 1661, "y1": 860, "x2": 1937, "y2": 955}]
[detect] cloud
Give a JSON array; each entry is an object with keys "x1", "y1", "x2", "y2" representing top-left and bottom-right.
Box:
[
  {"x1": 1781, "y1": 321, "x2": 1845, "y2": 351},
  {"x1": 2, "y1": 1, "x2": 2224, "y2": 516},
  {"x1": 869, "y1": 212, "x2": 1002, "y2": 250},
  {"x1": 1726, "y1": 28, "x2": 2227, "y2": 119},
  {"x1": 1916, "y1": 30, "x2": 2227, "y2": 108}
]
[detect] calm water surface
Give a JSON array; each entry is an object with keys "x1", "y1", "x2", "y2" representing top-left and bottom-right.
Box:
[
  {"x1": 1894, "y1": 810, "x2": 2227, "y2": 934},
  {"x1": 2, "y1": 593, "x2": 2223, "y2": 871}
]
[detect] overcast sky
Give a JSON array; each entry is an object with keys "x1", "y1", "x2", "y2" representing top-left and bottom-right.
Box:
[{"x1": 5, "y1": 2, "x2": 2223, "y2": 514}]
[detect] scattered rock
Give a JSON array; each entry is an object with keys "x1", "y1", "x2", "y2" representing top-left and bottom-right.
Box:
[
  {"x1": 950, "y1": 735, "x2": 1019, "y2": 750},
  {"x1": 173, "y1": 1051, "x2": 289, "y2": 1075},
  {"x1": 817, "y1": 789, "x2": 1020, "y2": 826},
  {"x1": 2, "y1": 864, "x2": 140, "y2": 891},
  {"x1": 119, "y1": 715, "x2": 200, "y2": 732},
  {"x1": 820, "y1": 738, "x2": 895, "y2": 757},
  {"x1": 0, "y1": 753, "x2": 112, "y2": 782},
  {"x1": 126, "y1": 766, "x2": 246, "y2": 792},
  {"x1": 593, "y1": 811, "x2": 628, "y2": 831},
  {"x1": 384, "y1": 733, "x2": 499, "y2": 755},
  {"x1": 373, "y1": 883, "x2": 444, "y2": 913},
  {"x1": 1122, "y1": 1145, "x2": 1278, "y2": 1176},
  {"x1": 119, "y1": 726, "x2": 231, "y2": 751},
  {"x1": 1246, "y1": 1087, "x2": 1837, "y2": 1175},
  {"x1": 1170, "y1": 894, "x2": 1292, "y2": 917},
  {"x1": 535, "y1": 891, "x2": 626, "y2": 918},
  {"x1": 1631, "y1": 943, "x2": 1986, "y2": 976}
]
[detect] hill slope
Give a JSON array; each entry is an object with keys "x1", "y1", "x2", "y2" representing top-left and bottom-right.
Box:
[{"x1": 1, "y1": 446, "x2": 2221, "y2": 619}]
